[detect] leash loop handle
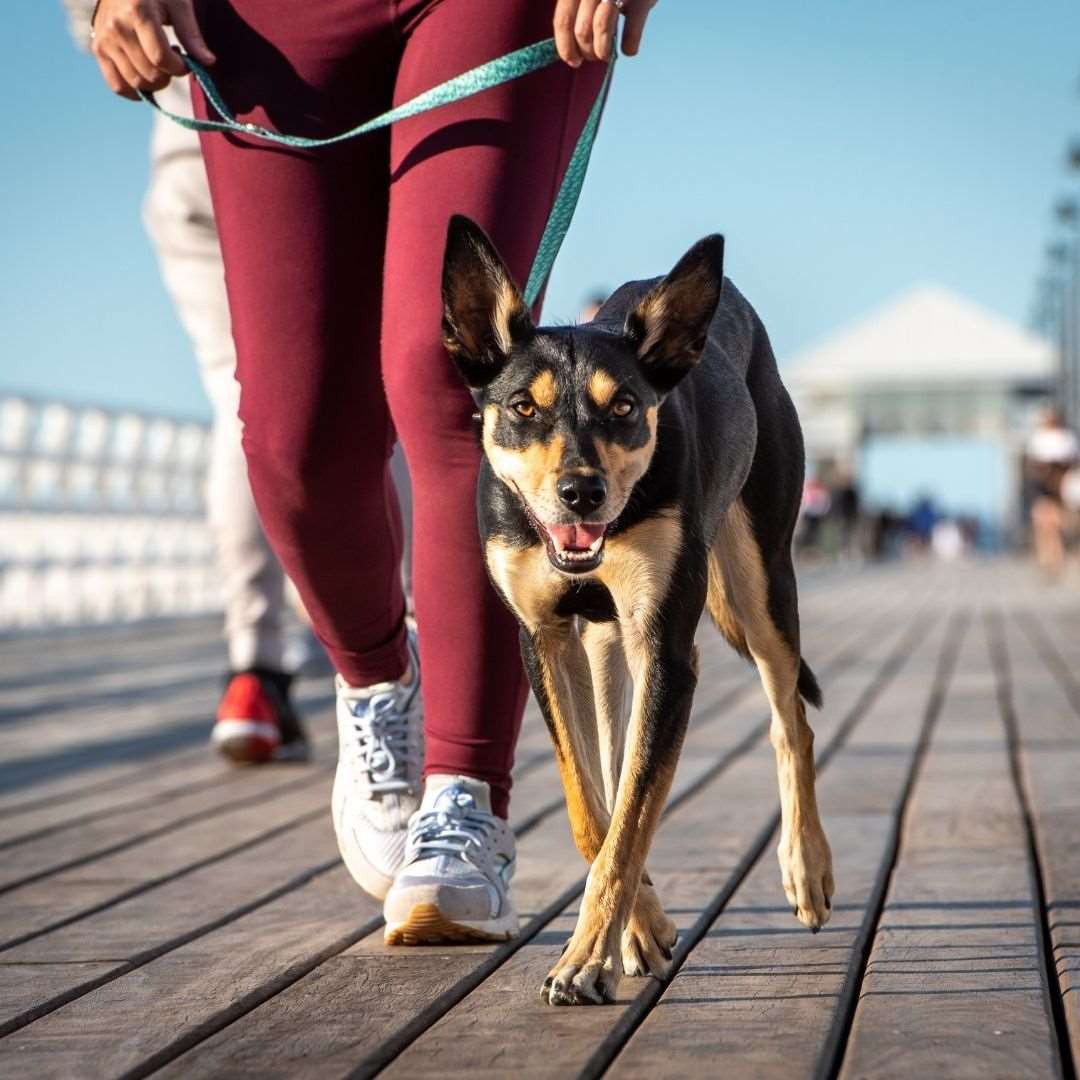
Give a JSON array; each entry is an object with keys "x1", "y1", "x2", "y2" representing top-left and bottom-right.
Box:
[{"x1": 142, "y1": 38, "x2": 615, "y2": 305}]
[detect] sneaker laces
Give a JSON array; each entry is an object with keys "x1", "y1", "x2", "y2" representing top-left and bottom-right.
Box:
[
  {"x1": 348, "y1": 689, "x2": 417, "y2": 794},
  {"x1": 408, "y1": 786, "x2": 498, "y2": 864}
]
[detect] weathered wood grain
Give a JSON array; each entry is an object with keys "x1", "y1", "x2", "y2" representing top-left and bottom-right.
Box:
[
  {"x1": 838, "y1": 615, "x2": 1062, "y2": 1080},
  {"x1": 0, "y1": 780, "x2": 333, "y2": 955},
  {"x1": 377, "y1": 600, "x2": 925, "y2": 1080},
  {"x1": 601, "y1": 613, "x2": 955, "y2": 1079},
  {"x1": 1005, "y1": 611, "x2": 1080, "y2": 1067},
  {"x1": 147, "y1": 577, "x2": 914, "y2": 1080}
]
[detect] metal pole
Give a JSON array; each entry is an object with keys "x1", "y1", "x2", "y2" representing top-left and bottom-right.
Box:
[{"x1": 1047, "y1": 243, "x2": 1070, "y2": 420}]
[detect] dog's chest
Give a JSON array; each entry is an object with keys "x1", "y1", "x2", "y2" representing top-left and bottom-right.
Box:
[{"x1": 485, "y1": 510, "x2": 682, "y2": 633}]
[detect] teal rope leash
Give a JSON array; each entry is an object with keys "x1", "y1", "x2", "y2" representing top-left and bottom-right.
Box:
[{"x1": 143, "y1": 38, "x2": 614, "y2": 308}]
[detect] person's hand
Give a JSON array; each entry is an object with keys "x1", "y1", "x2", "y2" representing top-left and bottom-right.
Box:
[
  {"x1": 553, "y1": 0, "x2": 659, "y2": 67},
  {"x1": 90, "y1": 0, "x2": 216, "y2": 101}
]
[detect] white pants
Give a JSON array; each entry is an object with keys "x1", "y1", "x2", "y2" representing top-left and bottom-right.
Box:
[{"x1": 142, "y1": 80, "x2": 287, "y2": 672}]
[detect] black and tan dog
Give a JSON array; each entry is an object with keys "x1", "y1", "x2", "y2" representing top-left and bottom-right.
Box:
[{"x1": 441, "y1": 215, "x2": 834, "y2": 1006}]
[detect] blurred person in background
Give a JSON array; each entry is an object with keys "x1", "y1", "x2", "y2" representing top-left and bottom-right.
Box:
[
  {"x1": 906, "y1": 494, "x2": 939, "y2": 554},
  {"x1": 577, "y1": 289, "x2": 609, "y2": 323},
  {"x1": 64, "y1": 0, "x2": 314, "y2": 764},
  {"x1": 1026, "y1": 406, "x2": 1079, "y2": 580},
  {"x1": 796, "y1": 472, "x2": 831, "y2": 556},
  {"x1": 830, "y1": 465, "x2": 861, "y2": 559}
]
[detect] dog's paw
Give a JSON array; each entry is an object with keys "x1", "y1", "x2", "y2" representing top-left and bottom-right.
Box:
[
  {"x1": 778, "y1": 825, "x2": 834, "y2": 932},
  {"x1": 621, "y1": 882, "x2": 677, "y2": 978},
  {"x1": 541, "y1": 923, "x2": 623, "y2": 1006}
]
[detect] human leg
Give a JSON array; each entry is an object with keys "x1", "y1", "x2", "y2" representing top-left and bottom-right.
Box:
[
  {"x1": 144, "y1": 82, "x2": 309, "y2": 761},
  {"x1": 143, "y1": 86, "x2": 289, "y2": 675},
  {"x1": 191, "y1": 0, "x2": 409, "y2": 688},
  {"x1": 382, "y1": 0, "x2": 608, "y2": 820}
]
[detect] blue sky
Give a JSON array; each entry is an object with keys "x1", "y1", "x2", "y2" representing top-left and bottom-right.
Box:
[{"x1": 2, "y1": 2, "x2": 1079, "y2": 421}]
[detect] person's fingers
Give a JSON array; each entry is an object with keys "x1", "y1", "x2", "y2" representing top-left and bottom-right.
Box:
[
  {"x1": 553, "y1": 0, "x2": 583, "y2": 67},
  {"x1": 574, "y1": 0, "x2": 602, "y2": 62},
  {"x1": 621, "y1": 4, "x2": 652, "y2": 56},
  {"x1": 592, "y1": 0, "x2": 619, "y2": 61},
  {"x1": 132, "y1": 12, "x2": 186, "y2": 77},
  {"x1": 103, "y1": 44, "x2": 146, "y2": 97},
  {"x1": 115, "y1": 24, "x2": 165, "y2": 84},
  {"x1": 93, "y1": 48, "x2": 139, "y2": 100},
  {"x1": 166, "y1": 0, "x2": 216, "y2": 65}
]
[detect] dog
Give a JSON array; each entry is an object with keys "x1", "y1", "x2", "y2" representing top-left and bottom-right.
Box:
[{"x1": 440, "y1": 215, "x2": 834, "y2": 1006}]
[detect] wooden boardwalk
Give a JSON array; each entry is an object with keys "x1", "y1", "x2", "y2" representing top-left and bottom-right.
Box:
[{"x1": 1, "y1": 560, "x2": 1078, "y2": 1079}]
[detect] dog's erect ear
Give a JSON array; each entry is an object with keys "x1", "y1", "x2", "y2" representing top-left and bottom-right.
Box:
[
  {"x1": 625, "y1": 235, "x2": 724, "y2": 394},
  {"x1": 441, "y1": 215, "x2": 533, "y2": 389}
]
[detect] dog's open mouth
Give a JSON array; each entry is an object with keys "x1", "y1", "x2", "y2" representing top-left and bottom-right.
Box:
[{"x1": 536, "y1": 521, "x2": 607, "y2": 574}]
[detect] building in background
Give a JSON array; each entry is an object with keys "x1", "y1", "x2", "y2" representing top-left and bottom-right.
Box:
[{"x1": 787, "y1": 285, "x2": 1054, "y2": 541}]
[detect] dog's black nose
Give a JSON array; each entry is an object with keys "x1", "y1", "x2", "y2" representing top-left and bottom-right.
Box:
[{"x1": 556, "y1": 473, "x2": 607, "y2": 512}]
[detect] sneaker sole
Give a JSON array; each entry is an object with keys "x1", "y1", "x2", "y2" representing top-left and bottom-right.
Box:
[
  {"x1": 384, "y1": 902, "x2": 518, "y2": 946},
  {"x1": 211, "y1": 720, "x2": 280, "y2": 764}
]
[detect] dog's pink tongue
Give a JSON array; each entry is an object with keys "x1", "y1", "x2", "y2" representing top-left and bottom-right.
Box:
[{"x1": 546, "y1": 523, "x2": 606, "y2": 551}]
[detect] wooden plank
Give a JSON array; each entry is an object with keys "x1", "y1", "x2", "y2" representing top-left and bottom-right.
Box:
[
  {"x1": 109, "y1": 578, "x2": 915, "y2": 1075},
  {"x1": 1003, "y1": 610, "x2": 1080, "y2": 1066},
  {"x1": 0, "y1": 616, "x2": 220, "y2": 672},
  {"x1": 0, "y1": 815, "x2": 348, "y2": 1038},
  {"x1": 0, "y1": 697, "x2": 568, "y2": 1040},
  {"x1": 378, "y1": 592, "x2": 930, "y2": 1080},
  {"x1": 0, "y1": 863, "x2": 381, "y2": 1078},
  {"x1": 0, "y1": 565, "x2": 899, "y2": 1074},
  {"x1": 600, "y1": 611, "x2": 956, "y2": 1078},
  {"x1": 0, "y1": 765, "x2": 334, "y2": 893},
  {"x1": 0, "y1": 651, "x2": 223, "y2": 729},
  {"x1": 0, "y1": 680, "x2": 334, "y2": 828},
  {"x1": 0, "y1": 778, "x2": 332, "y2": 956},
  {"x1": 837, "y1": 614, "x2": 1062, "y2": 1080}
]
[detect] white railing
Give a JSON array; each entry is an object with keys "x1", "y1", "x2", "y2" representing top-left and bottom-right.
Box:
[{"x1": 0, "y1": 394, "x2": 220, "y2": 629}]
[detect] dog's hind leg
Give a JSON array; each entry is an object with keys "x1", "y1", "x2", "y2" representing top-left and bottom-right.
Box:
[
  {"x1": 713, "y1": 499, "x2": 834, "y2": 931},
  {"x1": 580, "y1": 619, "x2": 677, "y2": 979}
]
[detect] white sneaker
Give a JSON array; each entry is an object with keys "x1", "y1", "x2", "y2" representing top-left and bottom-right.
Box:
[
  {"x1": 383, "y1": 774, "x2": 519, "y2": 945},
  {"x1": 332, "y1": 632, "x2": 422, "y2": 900}
]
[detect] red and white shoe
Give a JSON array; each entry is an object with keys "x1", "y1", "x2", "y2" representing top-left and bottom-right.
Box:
[{"x1": 211, "y1": 669, "x2": 310, "y2": 764}]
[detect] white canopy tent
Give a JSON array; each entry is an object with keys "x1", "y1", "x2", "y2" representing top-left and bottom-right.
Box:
[{"x1": 785, "y1": 285, "x2": 1055, "y2": 529}]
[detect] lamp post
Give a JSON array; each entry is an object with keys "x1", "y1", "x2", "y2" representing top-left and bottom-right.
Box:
[{"x1": 1053, "y1": 199, "x2": 1080, "y2": 428}]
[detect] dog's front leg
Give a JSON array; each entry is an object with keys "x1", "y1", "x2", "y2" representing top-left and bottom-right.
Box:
[
  {"x1": 542, "y1": 635, "x2": 697, "y2": 1006},
  {"x1": 518, "y1": 623, "x2": 611, "y2": 873},
  {"x1": 580, "y1": 619, "x2": 677, "y2": 980}
]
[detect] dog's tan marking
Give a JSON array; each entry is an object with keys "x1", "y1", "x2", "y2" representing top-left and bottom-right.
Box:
[
  {"x1": 635, "y1": 291, "x2": 669, "y2": 359},
  {"x1": 580, "y1": 619, "x2": 630, "y2": 813},
  {"x1": 532, "y1": 627, "x2": 609, "y2": 862},
  {"x1": 587, "y1": 369, "x2": 618, "y2": 409},
  {"x1": 482, "y1": 406, "x2": 566, "y2": 518},
  {"x1": 484, "y1": 537, "x2": 560, "y2": 633},
  {"x1": 529, "y1": 369, "x2": 558, "y2": 410},
  {"x1": 596, "y1": 507, "x2": 681, "y2": 645},
  {"x1": 712, "y1": 500, "x2": 833, "y2": 930},
  {"x1": 706, "y1": 549, "x2": 750, "y2": 660},
  {"x1": 632, "y1": 259, "x2": 720, "y2": 364},
  {"x1": 492, "y1": 276, "x2": 525, "y2": 354},
  {"x1": 591, "y1": 405, "x2": 659, "y2": 524}
]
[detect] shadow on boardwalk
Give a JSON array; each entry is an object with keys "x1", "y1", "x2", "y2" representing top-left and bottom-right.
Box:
[{"x1": 0, "y1": 560, "x2": 1078, "y2": 1079}]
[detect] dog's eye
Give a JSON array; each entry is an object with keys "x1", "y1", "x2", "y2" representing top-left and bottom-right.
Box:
[
  {"x1": 611, "y1": 398, "x2": 636, "y2": 418},
  {"x1": 511, "y1": 400, "x2": 536, "y2": 418}
]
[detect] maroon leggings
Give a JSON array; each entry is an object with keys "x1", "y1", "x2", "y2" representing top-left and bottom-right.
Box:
[{"x1": 192, "y1": 0, "x2": 605, "y2": 816}]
